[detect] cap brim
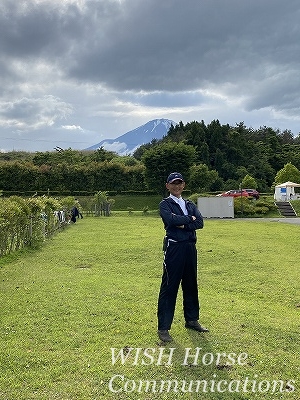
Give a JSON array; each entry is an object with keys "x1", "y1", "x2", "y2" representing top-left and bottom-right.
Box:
[{"x1": 168, "y1": 178, "x2": 184, "y2": 183}]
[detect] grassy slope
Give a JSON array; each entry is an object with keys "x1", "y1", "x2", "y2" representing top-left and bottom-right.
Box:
[{"x1": 0, "y1": 216, "x2": 299, "y2": 399}]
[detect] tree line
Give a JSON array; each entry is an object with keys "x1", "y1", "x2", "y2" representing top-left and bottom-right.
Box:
[
  {"x1": 1, "y1": 119, "x2": 300, "y2": 196},
  {"x1": 135, "y1": 120, "x2": 300, "y2": 194}
]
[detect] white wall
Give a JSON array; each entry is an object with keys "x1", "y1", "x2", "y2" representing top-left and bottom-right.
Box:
[
  {"x1": 274, "y1": 187, "x2": 294, "y2": 201},
  {"x1": 197, "y1": 197, "x2": 234, "y2": 218}
]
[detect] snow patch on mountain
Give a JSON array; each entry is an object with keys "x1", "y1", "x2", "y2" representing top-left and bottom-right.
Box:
[{"x1": 85, "y1": 118, "x2": 176, "y2": 155}]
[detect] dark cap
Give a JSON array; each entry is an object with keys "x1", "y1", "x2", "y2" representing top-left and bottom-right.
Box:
[{"x1": 167, "y1": 172, "x2": 184, "y2": 183}]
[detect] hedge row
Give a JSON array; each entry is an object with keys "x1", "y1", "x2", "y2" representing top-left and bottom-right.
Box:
[
  {"x1": 1, "y1": 190, "x2": 159, "y2": 198},
  {"x1": 0, "y1": 196, "x2": 71, "y2": 257}
]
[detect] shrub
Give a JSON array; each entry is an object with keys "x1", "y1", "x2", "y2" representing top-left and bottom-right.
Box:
[
  {"x1": 234, "y1": 196, "x2": 278, "y2": 217},
  {"x1": 0, "y1": 195, "x2": 65, "y2": 256}
]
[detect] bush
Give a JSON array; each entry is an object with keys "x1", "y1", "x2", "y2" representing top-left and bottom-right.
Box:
[
  {"x1": 234, "y1": 196, "x2": 278, "y2": 217},
  {"x1": 0, "y1": 196, "x2": 65, "y2": 256}
]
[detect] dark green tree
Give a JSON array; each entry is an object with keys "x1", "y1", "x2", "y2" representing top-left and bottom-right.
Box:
[
  {"x1": 142, "y1": 142, "x2": 196, "y2": 195},
  {"x1": 189, "y1": 164, "x2": 219, "y2": 192},
  {"x1": 242, "y1": 174, "x2": 257, "y2": 189},
  {"x1": 274, "y1": 162, "x2": 300, "y2": 185}
]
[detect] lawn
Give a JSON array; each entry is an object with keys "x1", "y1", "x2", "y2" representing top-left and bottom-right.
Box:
[{"x1": 0, "y1": 216, "x2": 299, "y2": 399}]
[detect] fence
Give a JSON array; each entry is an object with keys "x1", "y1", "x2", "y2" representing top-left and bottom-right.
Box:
[{"x1": 0, "y1": 196, "x2": 67, "y2": 257}]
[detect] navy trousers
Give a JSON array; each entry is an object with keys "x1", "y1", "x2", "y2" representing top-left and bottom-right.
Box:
[{"x1": 157, "y1": 240, "x2": 200, "y2": 330}]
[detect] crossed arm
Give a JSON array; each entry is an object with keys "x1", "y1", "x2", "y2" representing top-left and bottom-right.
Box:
[{"x1": 160, "y1": 201, "x2": 203, "y2": 231}]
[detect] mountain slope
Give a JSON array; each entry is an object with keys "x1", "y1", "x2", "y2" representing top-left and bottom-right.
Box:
[{"x1": 85, "y1": 118, "x2": 176, "y2": 154}]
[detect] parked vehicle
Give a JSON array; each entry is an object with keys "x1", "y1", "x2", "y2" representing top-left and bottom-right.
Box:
[
  {"x1": 216, "y1": 190, "x2": 249, "y2": 198},
  {"x1": 244, "y1": 189, "x2": 260, "y2": 199}
]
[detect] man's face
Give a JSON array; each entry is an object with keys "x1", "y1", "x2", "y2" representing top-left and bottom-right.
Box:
[{"x1": 166, "y1": 180, "x2": 185, "y2": 198}]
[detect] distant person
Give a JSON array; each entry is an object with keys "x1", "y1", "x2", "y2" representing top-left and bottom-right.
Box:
[
  {"x1": 70, "y1": 206, "x2": 80, "y2": 223},
  {"x1": 157, "y1": 172, "x2": 209, "y2": 342},
  {"x1": 75, "y1": 199, "x2": 84, "y2": 219}
]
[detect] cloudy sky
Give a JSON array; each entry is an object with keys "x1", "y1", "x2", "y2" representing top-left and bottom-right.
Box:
[{"x1": 0, "y1": 0, "x2": 299, "y2": 152}]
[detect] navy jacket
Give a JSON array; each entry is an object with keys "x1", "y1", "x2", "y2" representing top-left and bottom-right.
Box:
[{"x1": 159, "y1": 197, "x2": 204, "y2": 243}]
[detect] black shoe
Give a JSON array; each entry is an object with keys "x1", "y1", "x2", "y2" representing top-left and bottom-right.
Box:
[
  {"x1": 158, "y1": 330, "x2": 173, "y2": 342},
  {"x1": 185, "y1": 321, "x2": 209, "y2": 332}
]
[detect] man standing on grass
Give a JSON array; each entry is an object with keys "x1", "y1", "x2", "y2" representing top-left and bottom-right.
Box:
[{"x1": 157, "y1": 172, "x2": 209, "y2": 342}]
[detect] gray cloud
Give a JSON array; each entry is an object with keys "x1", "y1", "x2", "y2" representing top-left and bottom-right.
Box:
[
  {"x1": 68, "y1": 0, "x2": 300, "y2": 91},
  {"x1": 0, "y1": 0, "x2": 299, "y2": 152},
  {"x1": 0, "y1": 96, "x2": 72, "y2": 129}
]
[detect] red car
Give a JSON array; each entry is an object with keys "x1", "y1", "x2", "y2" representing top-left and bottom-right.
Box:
[
  {"x1": 216, "y1": 190, "x2": 249, "y2": 198},
  {"x1": 244, "y1": 189, "x2": 260, "y2": 199}
]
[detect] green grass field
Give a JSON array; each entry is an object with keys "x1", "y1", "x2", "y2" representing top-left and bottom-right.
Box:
[{"x1": 0, "y1": 215, "x2": 299, "y2": 399}]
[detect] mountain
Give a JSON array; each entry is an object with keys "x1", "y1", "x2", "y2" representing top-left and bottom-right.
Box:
[{"x1": 85, "y1": 118, "x2": 176, "y2": 155}]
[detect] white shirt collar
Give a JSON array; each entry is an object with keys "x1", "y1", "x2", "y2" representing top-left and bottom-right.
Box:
[
  {"x1": 169, "y1": 195, "x2": 188, "y2": 215},
  {"x1": 169, "y1": 194, "x2": 182, "y2": 203}
]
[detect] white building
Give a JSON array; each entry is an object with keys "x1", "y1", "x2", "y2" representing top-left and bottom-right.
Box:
[{"x1": 274, "y1": 181, "x2": 300, "y2": 201}]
